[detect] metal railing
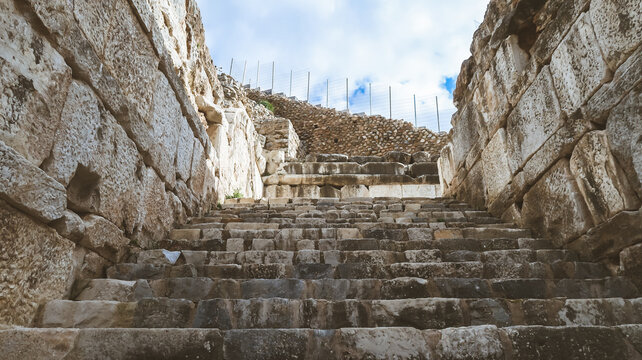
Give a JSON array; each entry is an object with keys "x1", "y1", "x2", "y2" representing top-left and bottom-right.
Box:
[{"x1": 227, "y1": 58, "x2": 455, "y2": 133}]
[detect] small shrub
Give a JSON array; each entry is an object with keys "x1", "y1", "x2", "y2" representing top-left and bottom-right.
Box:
[
  {"x1": 259, "y1": 100, "x2": 274, "y2": 112},
  {"x1": 225, "y1": 188, "x2": 243, "y2": 199}
]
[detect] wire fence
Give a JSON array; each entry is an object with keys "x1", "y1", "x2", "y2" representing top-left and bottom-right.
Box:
[{"x1": 227, "y1": 59, "x2": 455, "y2": 133}]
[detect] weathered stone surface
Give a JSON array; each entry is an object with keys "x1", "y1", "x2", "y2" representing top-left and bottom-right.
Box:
[
  {"x1": 51, "y1": 210, "x2": 86, "y2": 242},
  {"x1": 0, "y1": 1, "x2": 72, "y2": 166},
  {"x1": 481, "y1": 128, "x2": 512, "y2": 204},
  {"x1": 606, "y1": 88, "x2": 642, "y2": 199},
  {"x1": 81, "y1": 215, "x2": 130, "y2": 263},
  {"x1": 450, "y1": 103, "x2": 488, "y2": 171},
  {"x1": 620, "y1": 243, "x2": 642, "y2": 276},
  {"x1": 550, "y1": 13, "x2": 610, "y2": 115},
  {"x1": 568, "y1": 209, "x2": 642, "y2": 261},
  {"x1": 522, "y1": 159, "x2": 593, "y2": 246},
  {"x1": 411, "y1": 151, "x2": 432, "y2": 163},
  {"x1": 506, "y1": 67, "x2": 563, "y2": 174},
  {"x1": 0, "y1": 140, "x2": 67, "y2": 223},
  {"x1": 570, "y1": 131, "x2": 640, "y2": 223},
  {"x1": 589, "y1": 0, "x2": 642, "y2": 69},
  {"x1": 333, "y1": 328, "x2": 430, "y2": 359},
  {"x1": 0, "y1": 201, "x2": 75, "y2": 326},
  {"x1": 436, "y1": 325, "x2": 504, "y2": 360},
  {"x1": 340, "y1": 185, "x2": 370, "y2": 199},
  {"x1": 131, "y1": 167, "x2": 174, "y2": 247},
  {"x1": 103, "y1": 0, "x2": 158, "y2": 123}
]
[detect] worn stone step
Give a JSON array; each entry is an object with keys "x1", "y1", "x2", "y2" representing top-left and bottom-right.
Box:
[
  {"x1": 3, "y1": 325, "x2": 641, "y2": 359},
  {"x1": 283, "y1": 162, "x2": 409, "y2": 176},
  {"x1": 75, "y1": 277, "x2": 640, "y2": 302},
  {"x1": 38, "y1": 298, "x2": 642, "y2": 330},
  {"x1": 262, "y1": 174, "x2": 436, "y2": 186},
  {"x1": 107, "y1": 261, "x2": 609, "y2": 281}
]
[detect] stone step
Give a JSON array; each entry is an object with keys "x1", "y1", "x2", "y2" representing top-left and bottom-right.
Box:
[
  {"x1": 134, "y1": 248, "x2": 577, "y2": 267},
  {"x1": 262, "y1": 174, "x2": 438, "y2": 186},
  {"x1": 281, "y1": 161, "x2": 439, "y2": 178},
  {"x1": 3, "y1": 325, "x2": 640, "y2": 359},
  {"x1": 107, "y1": 261, "x2": 610, "y2": 280},
  {"x1": 74, "y1": 277, "x2": 640, "y2": 302},
  {"x1": 38, "y1": 298, "x2": 642, "y2": 330}
]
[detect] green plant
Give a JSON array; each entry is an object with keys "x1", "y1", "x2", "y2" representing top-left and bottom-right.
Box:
[
  {"x1": 225, "y1": 188, "x2": 243, "y2": 199},
  {"x1": 217, "y1": 202, "x2": 222, "y2": 209},
  {"x1": 259, "y1": 100, "x2": 274, "y2": 112}
]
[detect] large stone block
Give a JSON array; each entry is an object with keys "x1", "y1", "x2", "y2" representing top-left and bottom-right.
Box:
[
  {"x1": 176, "y1": 115, "x2": 195, "y2": 182},
  {"x1": 481, "y1": 128, "x2": 512, "y2": 204},
  {"x1": 72, "y1": 0, "x2": 114, "y2": 56},
  {"x1": 42, "y1": 81, "x2": 143, "y2": 233},
  {"x1": 450, "y1": 103, "x2": 488, "y2": 171},
  {"x1": 570, "y1": 131, "x2": 640, "y2": 223},
  {"x1": 550, "y1": 13, "x2": 610, "y2": 115},
  {"x1": 81, "y1": 215, "x2": 130, "y2": 263},
  {"x1": 370, "y1": 185, "x2": 402, "y2": 198},
  {"x1": 589, "y1": 0, "x2": 642, "y2": 69},
  {"x1": 131, "y1": 167, "x2": 174, "y2": 247},
  {"x1": 522, "y1": 159, "x2": 593, "y2": 246},
  {"x1": 0, "y1": 140, "x2": 66, "y2": 222},
  {"x1": 103, "y1": 0, "x2": 159, "y2": 123},
  {"x1": 493, "y1": 35, "x2": 531, "y2": 106},
  {"x1": 438, "y1": 143, "x2": 456, "y2": 188},
  {"x1": 606, "y1": 88, "x2": 642, "y2": 198},
  {"x1": 506, "y1": 67, "x2": 563, "y2": 174},
  {"x1": 0, "y1": 201, "x2": 75, "y2": 326},
  {"x1": 0, "y1": 1, "x2": 72, "y2": 166},
  {"x1": 436, "y1": 325, "x2": 504, "y2": 359},
  {"x1": 531, "y1": 0, "x2": 589, "y2": 65}
]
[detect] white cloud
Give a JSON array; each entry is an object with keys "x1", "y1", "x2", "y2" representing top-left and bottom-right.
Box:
[{"x1": 196, "y1": 0, "x2": 488, "y2": 131}]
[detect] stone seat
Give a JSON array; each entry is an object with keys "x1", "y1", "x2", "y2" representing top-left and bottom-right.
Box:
[
  {"x1": 37, "y1": 297, "x2": 642, "y2": 330},
  {"x1": 74, "y1": 277, "x2": 639, "y2": 302}
]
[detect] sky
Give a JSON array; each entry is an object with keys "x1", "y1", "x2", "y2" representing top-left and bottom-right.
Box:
[{"x1": 195, "y1": 0, "x2": 489, "y2": 132}]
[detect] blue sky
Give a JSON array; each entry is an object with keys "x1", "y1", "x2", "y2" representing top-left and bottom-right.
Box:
[{"x1": 195, "y1": 0, "x2": 488, "y2": 131}]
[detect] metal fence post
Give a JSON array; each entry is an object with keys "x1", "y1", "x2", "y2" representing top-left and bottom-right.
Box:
[
  {"x1": 229, "y1": 58, "x2": 234, "y2": 75},
  {"x1": 369, "y1": 83, "x2": 372, "y2": 115},
  {"x1": 271, "y1": 62, "x2": 275, "y2": 91},
  {"x1": 413, "y1": 95, "x2": 417, "y2": 127},
  {"x1": 389, "y1": 86, "x2": 392, "y2": 120},
  {"x1": 306, "y1": 72, "x2": 310, "y2": 102},
  {"x1": 435, "y1": 96, "x2": 441, "y2": 132},
  {"x1": 346, "y1": 78, "x2": 349, "y2": 111},
  {"x1": 241, "y1": 60, "x2": 247, "y2": 84},
  {"x1": 289, "y1": 70, "x2": 293, "y2": 97}
]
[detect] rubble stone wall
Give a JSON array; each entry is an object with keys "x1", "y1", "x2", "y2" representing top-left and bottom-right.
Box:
[
  {"x1": 0, "y1": 0, "x2": 265, "y2": 326},
  {"x1": 439, "y1": 0, "x2": 641, "y2": 270},
  {"x1": 248, "y1": 90, "x2": 450, "y2": 157}
]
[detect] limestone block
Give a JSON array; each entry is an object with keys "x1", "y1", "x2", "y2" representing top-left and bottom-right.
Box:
[
  {"x1": 583, "y1": 46, "x2": 642, "y2": 124},
  {"x1": 567, "y1": 209, "x2": 642, "y2": 261},
  {"x1": 0, "y1": 201, "x2": 75, "y2": 326},
  {"x1": 550, "y1": 13, "x2": 610, "y2": 115},
  {"x1": 0, "y1": 1, "x2": 72, "y2": 166},
  {"x1": 81, "y1": 215, "x2": 130, "y2": 263},
  {"x1": 0, "y1": 329, "x2": 79, "y2": 359},
  {"x1": 589, "y1": 0, "x2": 642, "y2": 69},
  {"x1": 72, "y1": 0, "x2": 114, "y2": 56},
  {"x1": 340, "y1": 185, "x2": 370, "y2": 199},
  {"x1": 319, "y1": 185, "x2": 341, "y2": 198},
  {"x1": 362, "y1": 162, "x2": 405, "y2": 175},
  {"x1": 438, "y1": 144, "x2": 456, "y2": 188},
  {"x1": 0, "y1": 140, "x2": 66, "y2": 222},
  {"x1": 129, "y1": 0, "x2": 154, "y2": 32},
  {"x1": 507, "y1": 67, "x2": 563, "y2": 174},
  {"x1": 411, "y1": 151, "x2": 432, "y2": 163},
  {"x1": 293, "y1": 185, "x2": 321, "y2": 198},
  {"x1": 131, "y1": 167, "x2": 174, "y2": 247},
  {"x1": 333, "y1": 328, "x2": 430, "y2": 359},
  {"x1": 473, "y1": 67, "x2": 509, "y2": 139},
  {"x1": 494, "y1": 35, "x2": 530, "y2": 105},
  {"x1": 103, "y1": 0, "x2": 159, "y2": 123},
  {"x1": 265, "y1": 185, "x2": 292, "y2": 198},
  {"x1": 436, "y1": 325, "x2": 504, "y2": 359},
  {"x1": 531, "y1": 0, "x2": 589, "y2": 65},
  {"x1": 408, "y1": 163, "x2": 438, "y2": 177},
  {"x1": 370, "y1": 185, "x2": 402, "y2": 198},
  {"x1": 383, "y1": 151, "x2": 412, "y2": 164},
  {"x1": 481, "y1": 128, "x2": 512, "y2": 204},
  {"x1": 402, "y1": 185, "x2": 438, "y2": 198},
  {"x1": 522, "y1": 159, "x2": 593, "y2": 246},
  {"x1": 450, "y1": 104, "x2": 488, "y2": 171},
  {"x1": 606, "y1": 88, "x2": 642, "y2": 198},
  {"x1": 176, "y1": 116, "x2": 195, "y2": 181},
  {"x1": 317, "y1": 154, "x2": 349, "y2": 162},
  {"x1": 620, "y1": 242, "x2": 642, "y2": 276},
  {"x1": 457, "y1": 160, "x2": 486, "y2": 210},
  {"x1": 521, "y1": 117, "x2": 594, "y2": 191},
  {"x1": 570, "y1": 131, "x2": 640, "y2": 223},
  {"x1": 51, "y1": 210, "x2": 86, "y2": 243}
]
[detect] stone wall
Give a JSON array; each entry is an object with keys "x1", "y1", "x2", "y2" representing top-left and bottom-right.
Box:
[
  {"x1": 439, "y1": 0, "x2": 641, "y2": 271},
  {"x1": 248, "y1": 90, "x2": 449, "y2": 157},
  {"x1": 0, "y1": 0, "x2": 266, "y2": 326}
]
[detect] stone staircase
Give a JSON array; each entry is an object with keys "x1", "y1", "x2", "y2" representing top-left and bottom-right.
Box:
[{"x1": 4, "y1": 154, "x2": 642, "y2": 359}]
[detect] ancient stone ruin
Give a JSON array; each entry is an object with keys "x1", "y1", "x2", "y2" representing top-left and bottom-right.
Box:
[{"x1": 0, "y1": 0, "x2": 640, "y2": 358}]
